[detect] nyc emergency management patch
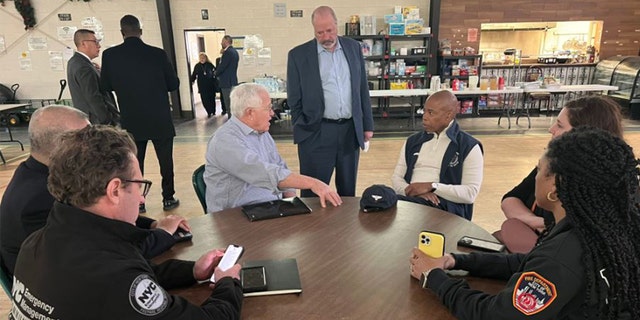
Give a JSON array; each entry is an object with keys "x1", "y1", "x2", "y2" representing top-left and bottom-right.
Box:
[
  {"x1": 513, "y1": 271, "x2": 557, "y2": 315},
  {"x1": 129, "y1": 274, "x2": 168, "y2": 316}
]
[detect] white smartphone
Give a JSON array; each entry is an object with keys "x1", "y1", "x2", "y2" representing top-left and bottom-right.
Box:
[{"x1": 211, "y1": 244, "x2": 244, "y2": 282}]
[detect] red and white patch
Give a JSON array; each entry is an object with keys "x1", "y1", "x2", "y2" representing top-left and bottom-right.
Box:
[{"x1": 512, "y1": 271, "x2": 557, "y2": 315}]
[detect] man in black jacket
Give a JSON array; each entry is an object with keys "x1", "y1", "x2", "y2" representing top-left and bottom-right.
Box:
[
  {"x1": 101, "y1": 14, "x2": 180, "y2": 213},
  {"x1": 10, "y1": 125, "x2": 243, "y2": 319},
  {"x1": 0, "y1": 105, "x2": 188, "y2": 279}
]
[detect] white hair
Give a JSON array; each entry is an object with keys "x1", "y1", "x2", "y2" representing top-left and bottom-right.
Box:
[{"x1": 230, "y1": 83, "x2": 269, "y2": 118}]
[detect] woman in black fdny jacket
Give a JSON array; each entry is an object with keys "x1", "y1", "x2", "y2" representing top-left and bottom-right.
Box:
[{"x1": 410, "y1": 127, "x2": 640, "y2": 319}]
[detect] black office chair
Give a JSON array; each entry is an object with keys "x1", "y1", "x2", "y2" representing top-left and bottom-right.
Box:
[{"x1": 192, "y1": 164, "x2": 207, "y2": 214}]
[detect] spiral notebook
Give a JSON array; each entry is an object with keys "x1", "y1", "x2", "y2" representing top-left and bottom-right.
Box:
[{"x1": 241, "y1": 197, "x2": 312, "y2": 221}]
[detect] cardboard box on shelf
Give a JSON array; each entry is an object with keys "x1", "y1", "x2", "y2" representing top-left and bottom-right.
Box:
[
  {"x1": 405, "y1": 19, "x2": 424, "y2": 35},
  {"x1": 460, "y1": 99, "x2": 474, "y2": 114},
  {"x1": 389, "y1": 23, "x2": 405, "y2": 35},
  {"x1": 402, "y1": 6, "x2": 418, "y2": 18},
  {"x1": 390, "y1": 81, "x2": 408, "y2": 90},
  {"x1": 384, "y1": 14, "x2": 403, "y2": 24}
]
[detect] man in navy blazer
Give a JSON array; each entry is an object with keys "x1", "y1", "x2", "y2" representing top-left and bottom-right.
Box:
[
  {"x1": 67, "y1": 29, "x2": 119, "y2": 125},
  {"x1": 287, "y1": 6, "x2": 374, "y2": 197},
  {"x1": 101, "y1": 14, "x2": 180, "y2": 212},
  {"x1": 215, "y1": 35, "x2": 239, "y2": 118}
]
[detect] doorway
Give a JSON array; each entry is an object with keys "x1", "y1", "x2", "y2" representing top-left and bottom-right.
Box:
[{"x1": 184, "y1": 28, "x2": 226, "y2": 119}]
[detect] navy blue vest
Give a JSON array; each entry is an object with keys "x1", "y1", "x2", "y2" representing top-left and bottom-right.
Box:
[{"x1": 403, "y1": 121, "x2": 482, "y2": 220}]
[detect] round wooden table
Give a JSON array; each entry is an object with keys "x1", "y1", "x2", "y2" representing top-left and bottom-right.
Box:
[{"x1": 154, "y1": 197, "x2": 505, "y2": 319}]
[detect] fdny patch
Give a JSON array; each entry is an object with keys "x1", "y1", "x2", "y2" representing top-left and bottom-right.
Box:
[
  {"x1": 129, "y1": 274, "x2": 168, "y2": 316},
  {"x1": 513, "y1": 271, "x2": 557, "y2": 315}
]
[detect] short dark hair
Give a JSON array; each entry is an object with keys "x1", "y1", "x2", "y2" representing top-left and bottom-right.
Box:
[
  {"x1": 73, "y1": 29, "x2": 95, "y2": 47},
  {"x1": 120, "y1": 14, "x2": 141, "y2": 35},
  {"x1": 48, "y1": 125, "x2": 137, "y2": 208}
]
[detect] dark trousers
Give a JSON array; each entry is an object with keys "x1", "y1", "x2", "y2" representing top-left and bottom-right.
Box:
[
  {"x1": 200, "y1": 90, "x2": 216, "y2": 115},
  {"x1": 298, "y1": 120, "x2": 359, "y2": 197},
  {"x1": 136, "y1": 138, "x2": 175, "y2": 200},
  {"x1": 218, "y1": 89, "x2": 227, "y2": 113},
  {"x1": 220, "y1": 87, "x2": 231, "y2": 118}
]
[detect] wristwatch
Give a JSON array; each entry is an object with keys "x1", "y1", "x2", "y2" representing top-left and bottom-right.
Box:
[
  {"x1": 430, "y1": 183, "x2": 438, "y2": 193},
  {"x1": 420, "y1": 269, "x2": 432, "y2": 289}
]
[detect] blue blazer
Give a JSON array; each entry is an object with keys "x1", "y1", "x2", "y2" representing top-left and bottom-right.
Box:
[
  {"x1": 287, "y1": 37, "x2": 374, "y2": 148},
  {"x1": 215, "y1": 46, "x2": 239, "y2": 89}
]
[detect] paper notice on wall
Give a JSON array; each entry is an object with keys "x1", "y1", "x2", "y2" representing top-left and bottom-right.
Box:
[
  {"x1": 467, "y1": 28, "x2": 478, "y2": 42},
  {"x1": 81, "y1": 17, "x2": 105, "y2": 40},
  {"x1": 28, "y1": 36, "x2": 48, "y2": 50},
  {"x1": 63, "y1": 47, "x2": 74, "y2": 61},
  {"x1": 19, "y1": 51, "x2": 32, "y2": 71},
  {"x1": 243, "y1": 47, "x2": 256, "y2": 66},
  {"x1": 49, "y1": 51, "x2": 64, "y2": 71},
  {"x1": 257, "y1": 47, "x2": 271, "y2": 66},
  {"x1": 58, "y1": 26, "x2": 77, "y2": 41},
  {"x1": 0, "y1": 35, "x2": 6, "y2": 54}
]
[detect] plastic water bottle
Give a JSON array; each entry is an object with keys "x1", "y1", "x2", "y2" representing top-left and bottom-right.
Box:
[{"x1": 397, "y1": 59, "x2": 406, "y2": 76}]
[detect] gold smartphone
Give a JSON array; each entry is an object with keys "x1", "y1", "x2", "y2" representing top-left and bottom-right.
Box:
[{"x1": 418, "y1": 231, "x2": 445, "y2": 258}]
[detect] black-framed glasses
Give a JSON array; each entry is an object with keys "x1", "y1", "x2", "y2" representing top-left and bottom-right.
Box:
[
  {"x1": 82, "y1": 39, "x2": 101, "y2": 45},
  {"x1": 123, "y1": 179, "x2": 152, "y2": 197}
]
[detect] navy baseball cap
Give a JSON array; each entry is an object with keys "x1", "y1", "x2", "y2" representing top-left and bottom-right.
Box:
[{"x1": 360, "y1": 184, "x2": 398, "y2": 212}]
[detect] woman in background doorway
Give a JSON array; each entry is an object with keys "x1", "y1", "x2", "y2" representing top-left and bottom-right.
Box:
[{"x1": 190, "y1": 52, "x2": 218, "y2": 118}]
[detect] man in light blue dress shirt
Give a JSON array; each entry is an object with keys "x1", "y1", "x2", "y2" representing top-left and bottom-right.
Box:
[
  {"x1": 204, "y1": 83, "x2": 343, "y2": 213},
  {"x1": 287, "y1": 6, "x2": 374, "y2": 197}
]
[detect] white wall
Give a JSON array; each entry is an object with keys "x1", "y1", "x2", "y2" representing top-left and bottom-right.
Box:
[
  {"x1": 0, "y1": 0, "x2": 163, "y2": 101},
  {"x1": 1, "y1": 0, "x2": 429, "y2": 113}
]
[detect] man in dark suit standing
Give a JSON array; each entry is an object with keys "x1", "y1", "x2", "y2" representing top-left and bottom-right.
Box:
[
  {"x1": 214, "y1": 35, "x2": 239, "y2": 119},
  {"x1": 101, "y1": 14, "x2": 180, "y2": 212},
  {"x1": 67, "y1": 29, "x2": 119, "y2": 125},
  {"x1": 287, "y1": 6, "x2": 374, "y2": 197}
]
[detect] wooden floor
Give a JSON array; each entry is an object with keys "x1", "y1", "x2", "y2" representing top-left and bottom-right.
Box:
[{"x1": 1, "y1": 119, "x2": 639, "y2": 314}]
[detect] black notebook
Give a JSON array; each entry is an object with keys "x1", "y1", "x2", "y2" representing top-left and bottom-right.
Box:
[
  {"x1": 241, "y1": 258, "x2": 302, "y2": 297},
  {"x1": 241, "y1": 197, "x2": 312, "y2": 221}
]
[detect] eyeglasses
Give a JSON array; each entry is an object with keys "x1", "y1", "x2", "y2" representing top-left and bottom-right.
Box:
[
  {"x1": 82, "y1": 39, "x2": 101, "y2": 45},
  {"x1": 252, "y1": 106, "x2": 273, "y2": 113},
  {"x1": 123, "y1": 179, "x2": 152, "y2": 197}
]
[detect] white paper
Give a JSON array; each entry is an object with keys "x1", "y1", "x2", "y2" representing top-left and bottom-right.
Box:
[
  {"x1": 363, "y1": 141, "x2": 370, "y2": 152},
  {"x1": 0, "y1": 35, "x2": 6, "y2": 54},
  {"x1": 49, "y1": 51, "x2": 64, "y2": 71},
  {"x1": 57, "y1": 26, "x2": 77, "y2": 41},
  {"x1": 257, "y1": 47, "x2": 271, "y2": 66},
  {"x1": 19, "y1": 51, "x2": 32, "y2": 71},
  {"x1": 63, "y1": 47, "x2": 74, "y2": 61},
  {"x1": 28, "y1": 36, "x2": 48, "y2": 50}
]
